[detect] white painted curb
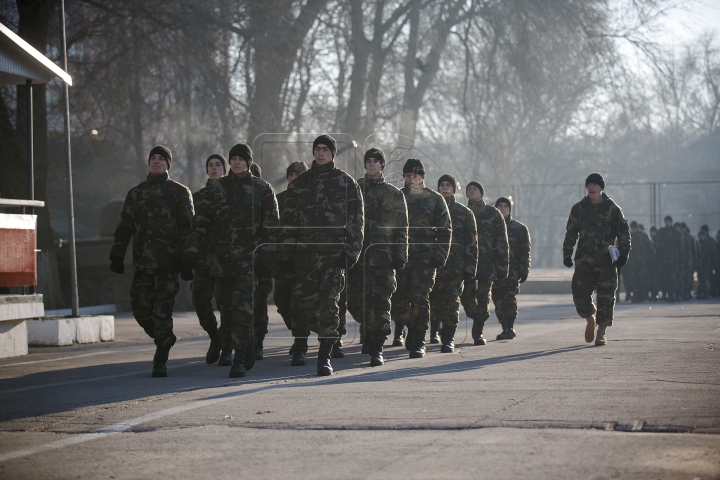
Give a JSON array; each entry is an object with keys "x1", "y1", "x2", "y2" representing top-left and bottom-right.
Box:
[
  {"x1": 0, "y1": 319, "x2": 28, "y2": 359},
  {"x1": 27, "y1": 315, "x2": 115, "y2": 346}
]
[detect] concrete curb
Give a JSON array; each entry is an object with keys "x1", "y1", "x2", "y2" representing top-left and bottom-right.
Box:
[
  {"x1": 0, "y1": 319, "x2": 28, "y2": 359},
  {"x1": 27, "y1": 315, "x2": 115, "y2": 347}
]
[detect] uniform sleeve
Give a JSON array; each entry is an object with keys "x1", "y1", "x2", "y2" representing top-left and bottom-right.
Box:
[
  {"x1": 431, "y1": 196, "x2": 452, "y2": 267},
  {"x1": 464, "y1": 208, "x2": 478, "y2": 279},
  {"x1": 563, "y1": 204, "x2": 580, "y2": 260},
  {"x1": 391, "y1": 190, "x2": 409, "y2": 264},
  {"x1": 184, "y1": 185, "x2": 213, "y2": 260},
  {"x1": 259, "y1": 185, "x2": 280, "y2": 259},
  {"x1": 614, "y1": 206, "x2": 631, "y2": 257},
  {"x1": 278, "y1": 182, "x2": 299, "y2": 262},
  {"x1": 176, "y1": 187, "x2": 194, "y2": 257},
  {"x1": 343, "y1": 178, "x2": 364, "y2": 263},
  {"x1": 518, "y1": 224, "x2": 531, "y2": 278},
  {"x1": 110, "y1": 190, "x2": 135, "y2": 260},
  {"x1": 493, "y1": 210, "x2": 509, "y2": 279}
]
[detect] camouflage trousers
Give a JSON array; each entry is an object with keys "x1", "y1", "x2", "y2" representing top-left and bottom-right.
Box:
[
  {"x1": 429, "y1": 273, "x2": 464, "y2": 328},
  {"x1": 572, "y1": 264, "x2": 618, "y2": 327},
  {"x1": 191, "y1": 268, "x2": 227, "y2": 335},
  {"x1": 253, "y1": 265, "x2": 273, "y2": 337},
  {"x1": 214, "y1": 266, "x2": 257, "y2": 350},
  {"x1": 347, "y1": 265, "x2": 397, "y2": 340},
  {"x1": 274, "y1": 270, "x2": 295, "y2": 331},
  {"x1": 461, "y1": 278, "x2": 493, "y2": 324},
  {"x1": 491, "y1": 281, "x2": 519, "y2": 327},
  {"x1": 292, "y1": 267, "x2": 345, "y2": 341},
  {"x1": 130, "y1": 269, "x2": 178, "y2": 346},
  {"x1": 392, "y1": 260, "x2": 436, "y2": 332}
]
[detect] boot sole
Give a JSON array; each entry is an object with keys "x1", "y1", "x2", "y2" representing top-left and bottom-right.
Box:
[
  {"x1": 474, "y1": 338, "x2": 487, "y2": 345},
  {"x1": 408, "y1": 351, "x2": 425, "y2": 359},
  {"x1": 317, "y1": 368, "x2": 333, "y2": 376},
  {"x1": 440, "y1": 346, "x2": 454, "y2": 353},
  {"x1": 370, "y1": 359, "x2": 384, "y2": 366},
  {"x1": 585, "y1": 316, "x2": 596, "y2": 343},
  {"x1": 506, "y1": 330, "x2": 516, "y2": 340}
]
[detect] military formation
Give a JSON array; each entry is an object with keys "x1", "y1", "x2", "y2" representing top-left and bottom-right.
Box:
[
  {"x1": 115, "y1": 139, "x2": 704, "y2": 378},
  {"x1": 621, "y1": 218, "x2": 720, "y2": 302}
]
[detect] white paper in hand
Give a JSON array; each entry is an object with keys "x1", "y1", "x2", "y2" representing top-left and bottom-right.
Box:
[{"x1": 608, "y1": 245, "x2": 620, "y2": 262}]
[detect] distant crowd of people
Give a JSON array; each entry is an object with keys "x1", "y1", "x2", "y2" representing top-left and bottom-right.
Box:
[{"x1": 621, "y1": 217, "x2": 720, "y2": 302}]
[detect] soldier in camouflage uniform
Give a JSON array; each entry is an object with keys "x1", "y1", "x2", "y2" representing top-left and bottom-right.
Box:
[
  {"x1": 190, "y1": 154, "x2": 228, "y2": 365},
  {"x1": 563, "y1": 173, "x2": 631, "y2": 346},
  {"x1": 392, "y1": 159, "x2": 451, "y2": 359},
  {"x1": 460, "y1": 182, "x2": 509, "y2": 345},
  {"x1": 491, "y1": 197, "x2": 531, "y2": 340},
  {"x1": 279, "y1": 135, "x2": 363, "y2": 376},
  {"x1": 696, "y1": 230, "x2": 717, "y2": 299},
  {"x1": 185, "y1": 143, "x2": 279, "y2": 378},
  {"x1": 274, "y1": 161, "x2": 309, "y2": 355},
  {"x1": 110, "y1": 146, "x2": 194, "y2": 377},
  {"x1": 346, "y1": 148, "x2": 408, "y2": 366},
  {"x1": 654, "y1": 216, "x2": 682, "y2": 302},
  {"x1": 429, "y1": 174, "x2": 477, "y2": 353},
  {"x1": 626, "y1": 221, "x2": 652, "y2": 303}
]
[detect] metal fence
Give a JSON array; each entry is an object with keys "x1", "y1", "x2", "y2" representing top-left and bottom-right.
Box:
[{"x1": 485, "y1": 181, "x2": 720, "y2": 268}]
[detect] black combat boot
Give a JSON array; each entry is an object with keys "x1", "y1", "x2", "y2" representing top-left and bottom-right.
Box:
[
  {"x1": 472, "y1": 319, "x2": 487, "y2": 345},
  {"x1": 229, "y1": 349, "x2": 246, "y2": 378},
  {"x1": 505, "y1": 319, "x2": 516, "y2": 340},
  {"x1": 317, "y1": 340, "x2": 334, "y2": 376},
  {"x1": 440, "y1": 324, "x2": 456, "y2": 353},
  {"x1": 392, "y1": 322, "x2": 405, "y2": 347},
  {"x1": 151, "y1": 335, "x2": 175, "y2": 377},
  {"x1": 291, "y1": 337, "x2": 308, "y2": 366},
  {"x1": 218, "y1": 337, "x2": 232, "y2": 366},
  {"x1": 332, "y1": 338, "x2": 345, "y2": 358},
  {"x1": 408, "y1": 328, "x2": 426, "y2": 359},
  {"x1": 430, "y1": 321, "x2": 441, "y2": 344},
  {"x1": 254, "y1": 334, "x2": 265, "y2": 360},
  {"x1": 205, "y1": 328, "x2": 221, "y2": 365},
  {"x1": 369, "y1": 338, "x2": 385, "y2": 366}
]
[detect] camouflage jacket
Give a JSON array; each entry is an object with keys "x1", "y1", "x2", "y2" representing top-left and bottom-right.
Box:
[
  {"x1": 402, "y1": 182, "x2": 451, "y2": 267},
  {"x1": 626, "y1": 230, "x2": 652, "y2": 273},
  {"x1": 698, "y1": 237, "x2": 718, "y2": 271},
  {"x1": 495, "y1": 214, "x2": 531, "y2": 287},
  {"x1": 110, "y1": 171, "x2": 194, "y2": 271},
  {"x1": 184, "y1": 170, "x2": 279, "y2": 277},
  {"x1": 191, "y1": 178, "x2": 216, "y2": 269},
  {"x1": 563, "y1": 193, "x2": 631, "y2": 268},
  {"x1": 276, "y1": 189, "x2": 288, "y2": 217},
  {"x1": 654, "y1": 226, "x2": 682, "y2": 265},
  {"x1": 357, "y1": 173, "x2": 408, "y2": 267},
  {"x1": 437, "y1": 195, "x2": 477, "y2": 280},
  {"x1": 279, "y1": 160, "x2": 364, "y2": 270},
  {"x1": 467, "y1": 198, "x2": 509, "y2": 280}
]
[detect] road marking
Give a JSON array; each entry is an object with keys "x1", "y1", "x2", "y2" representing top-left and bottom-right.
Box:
[{"x1": 0, "y1": 369, "x2": 357, "y2": 463}]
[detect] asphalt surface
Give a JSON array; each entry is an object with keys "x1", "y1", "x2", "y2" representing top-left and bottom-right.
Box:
[{"x1": 0, "y1": 294, "x2": 718, "y2": 479}]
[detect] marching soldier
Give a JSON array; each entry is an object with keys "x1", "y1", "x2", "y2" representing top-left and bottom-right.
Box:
[
  {"x1": 696, "y1": 230, "x2": 717, "y2": 299},
  {"x1": 492, "y1": 197, "x2": 530, "y2": 340},
  {"x1": 429, "y1": 174, "x2": 477, "y2": 352},
  {"x1": 563, "y1": 173, "x2": 631, "y2": 346},
  {"x1": 392, "y1": 159, "x2": 451, "y2": 358},
  {"x1": 279, "y1": 135, "x2": 363, "y2": 376},
  {"x1": 460, "y1": 182, "x2": 509, "y2": 345},
  {"x1": 346, "y1": 148, "x2": 408, "y2": 366},
  {"x1": 185, "y1": 143, "x2": 279, "y2": 378},
  {"x1": 626, "y1": 220, "x2": 652, "y2": 303},
  {"x1": 654, "y1": 216, "x2": 682, "y2": 302},
  {"x1": 110, "y1": 146, "x2": 194, "y2": 377}
]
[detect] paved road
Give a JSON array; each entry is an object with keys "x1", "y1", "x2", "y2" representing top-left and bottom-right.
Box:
[{"x1": 1, "y1": 295, "x2": 718, "y2": 479}]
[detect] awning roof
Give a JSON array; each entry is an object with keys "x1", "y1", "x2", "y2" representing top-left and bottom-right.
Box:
[{"x1": 0, "y1": 22, "x2": 72, "y2": 86}]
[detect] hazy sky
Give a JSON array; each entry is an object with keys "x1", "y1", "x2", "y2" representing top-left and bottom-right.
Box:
[{"x1": 658, "y1": 1, "x2": 720, "y2": 45}]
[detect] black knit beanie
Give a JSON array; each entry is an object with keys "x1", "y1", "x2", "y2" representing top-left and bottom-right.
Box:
[
  {"x1": 403, "y1": 158, "x2": 425, "y2": 177},
  {"x1": 495, "y1": 196, "x2": 512, "y2": 213},
  {"x1": 664, "y1": 215, "x2": 673, "y2": 223},
  {"x1": 229, "y1": 143, "x2": 253, "y2": 167},
  {"x1": 630, "y1": 220, "x2": 638, "y2": 228},
  {"x1": 286, "y1": 161, "x2": 309, "y2": 178},
  {"x1": 205, "y1": 154, "x2": 227, "y2": 175},
  {"x1": 438, "y1": 174, "x2": 458, "y2": 193},
  {"x1": 585, "y1": 172, "x2": 605, "y2": 190},
  {"x1": 701, "y1": 224, "x2": 709, "y2": 232},
  {"x1": 364, "y1": 148, "x2": 386, "y2": 169},
  {"x1": 313, "y1": 135, "x2": 337, "y2": 159},
  {"x1": 149, "y1": 145, "x2": 172, "y2": 169},
  {"x1": 466, "y1": 181, "x2": 484, "y2": 196},
  {"x1": 250, "y1": 163, "x2": 262, "y2": 178}
]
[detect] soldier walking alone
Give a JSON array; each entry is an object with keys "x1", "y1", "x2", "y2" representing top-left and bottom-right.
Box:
[
  {"x1": 110, "y1": 146, "x2": 194, "y2": 377},
  {"x1": 563, "y1": 173, "x2": 631, "y2": 346}
]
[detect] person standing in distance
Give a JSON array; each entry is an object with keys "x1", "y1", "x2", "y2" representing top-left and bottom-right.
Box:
[
  {"x1": 279, "y1": 135, "x2": 364, "y2": 376},
  {"x1": 492, "y1": 197, "x2": 531, "y2": 340},
  {"x1": 563, "y1": 173, "x2": 631, "y2": 346},
  {"x1": 346, "y1": 148, "x2": 408, "y2": 366},
  {"x1": 392, "y1": 159, "x2": 451, "y2": 358},
  {"x1": 460, "y1": 181, "x2": 509, "y2": 345},
  {"x1": 429, "y1": 174, "x2": 478, "y2": 352},
  {"x1": 185, "y1": 144, "x2": 279, "y2": 378},
  {"x1": 110, "y1": 146, "x2": 194, "y2": 377}
]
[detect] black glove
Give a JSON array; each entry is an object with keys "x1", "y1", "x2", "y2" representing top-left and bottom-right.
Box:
[
  {"x1": 180, "y1": 267, "x2": 194, "y2": 281},
  {"x1": 428, "y1": 257, "x2": 444, "y2": 269},
  {"x1": 616, "y1": 254, "x2": 628, "y2": 268},
  {"x1": 390, "y1": 259, "x2": 406, "y2": 270},
  {"x1": 519, "y1": 273, "x2": 528, "y2": 284},
  {"x1": 110, "y1": 257, "x2": 124, "y2": 275},
  {"x1": 563, "y1": 257, "x2": 573, "y2": 268}
]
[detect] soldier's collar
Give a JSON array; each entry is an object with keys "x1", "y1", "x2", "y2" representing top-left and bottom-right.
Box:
[
  {"x1": 147, "y1": 171, "x2": 169, "y2": 184},
  {"x1": 205, "y1": 178, "x2": 215, "y2": 187},
  {"x1": 364, "y1": 173, "x2": 384, "y2": 185},
  {"x1": 312, "y1": 159, "x2": 335, "y2": 172},
  {"x1": 229, "y1": 169, "x2": 251, "y2": 183},
  {"x1": 468, "y1": 197, "x2": 485, "y2": 207},
  {"x1": 444, "y1": 194, "x2": 456, "y2": 206},
  {"x1": 505, "y1": 214, "x2": 513, "y2": 222}
]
